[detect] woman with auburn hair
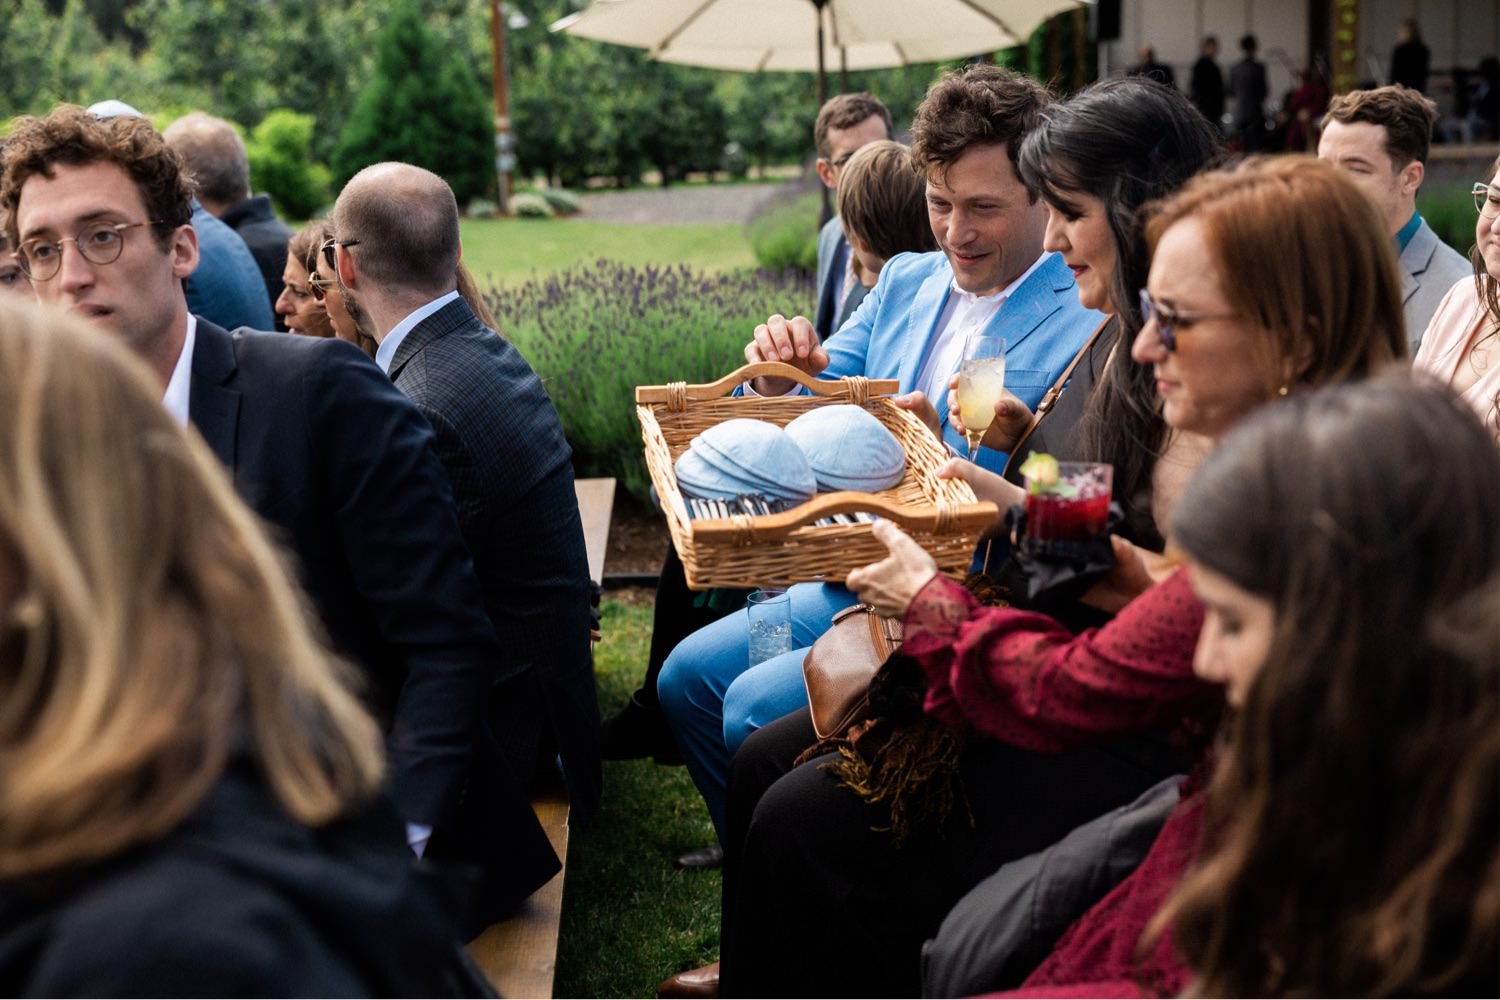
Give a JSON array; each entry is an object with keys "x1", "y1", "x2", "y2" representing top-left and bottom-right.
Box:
[
  {"x1": 1415, "y1": 154, "x2": 1500, "y2": 436},
  {"x1": 0, "y1": 298, "x2": 482, "y2": 995},
  {"x1": 707, "y1": 157, "x2": 1405, "y2": 998},
  {"x1": 1155, "y1": 376, "x2": 1498, "y2": 997},
  {"x1": 275, "y1": 220, "x2": 336, "y2": 338}
]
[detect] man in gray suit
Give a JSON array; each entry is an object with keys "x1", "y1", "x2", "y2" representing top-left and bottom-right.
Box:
[
  {"x1": 812, "y1": 92, "x2": 892, "y2": 340},
  {"x1": 331, "y1": 163, "x2": 602, "y2": 841},
  {"x1": 1319, "y1": 85, "x2": 1470, "y2": 350}
]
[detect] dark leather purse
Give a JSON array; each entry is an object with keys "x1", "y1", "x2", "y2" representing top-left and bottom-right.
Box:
[{"x1": 802, "y1": 604, "x2": 903, "y2": 740}]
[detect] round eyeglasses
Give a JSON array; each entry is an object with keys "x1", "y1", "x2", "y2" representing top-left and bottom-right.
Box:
[
  {"x1": 1474, "y1": 182, "x2": 1500, "y2": 220},
  {"x1": 14, "y1": 220, "x2": 165, "y2": 281}
]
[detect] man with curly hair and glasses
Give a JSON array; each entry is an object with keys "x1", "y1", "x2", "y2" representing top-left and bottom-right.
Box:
[{"x1": 1, "y1": 103, "x2": 560, "y2": 936}]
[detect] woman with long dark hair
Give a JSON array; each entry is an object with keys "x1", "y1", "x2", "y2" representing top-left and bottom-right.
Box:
[{"x1": 1154, "y1": 376, "x2": 1498, "y2": 997}]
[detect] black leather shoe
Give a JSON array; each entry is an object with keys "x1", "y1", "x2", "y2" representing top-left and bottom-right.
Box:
[
  {"x1": 601, "y1": 694, "x2": 683, "y2": 765},
  {"x1": 656, "y1": 961, "x2": 719, "y2": 998},
  {"x1": 672, "y1": 844, "x2": 724, "y2": 870}
]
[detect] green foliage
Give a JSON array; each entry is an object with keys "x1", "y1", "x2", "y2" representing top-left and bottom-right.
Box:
[
  {"x1": 538, "y1": 187, "x2": 581, "y2": 215},
  {"x1": 129, "y1": 0, "x2": 273, "y2": 125},
  {"x1": 0, "y1": 0, "x2": 147, "y2": 116},
  {"x1": 332, "y1": 0, "x2": 493, "y2": 203},
  {"x1": 510, "y1": 192, "x2": 554, "y2": 218},
  {"x1": 245, "y1": 110, "x2": 333, "y2": 221},
  {"x1": 746, "y1": 190, "x2": 821, "y2": 274},
  {"x1": 486, "y1": 261, "x2": 815, "y2": 502},
  {"x1": 554, "y1": 595, "x2": 721, "y2": 998},
  {"x1": 1419, "y1": 181, "x2": 1481, "y2": 257}
]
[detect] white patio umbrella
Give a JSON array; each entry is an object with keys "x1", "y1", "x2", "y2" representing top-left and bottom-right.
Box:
[{"x1": 552, "y1": 0, "x2": 1091, "y2": 101}]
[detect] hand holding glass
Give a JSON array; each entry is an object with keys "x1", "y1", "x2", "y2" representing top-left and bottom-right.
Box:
[{"x1": 957, "y1": 333, "x2": 1007, "y2": 461}]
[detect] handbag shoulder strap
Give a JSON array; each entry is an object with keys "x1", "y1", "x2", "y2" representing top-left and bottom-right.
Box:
[{"x1": 1002, "y1": 314, "x2": 1115, "y2": 479}]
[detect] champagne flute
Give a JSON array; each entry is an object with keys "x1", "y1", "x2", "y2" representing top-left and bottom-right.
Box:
[{"x1": 957, "y1": 332, "x2": 1007, "y2": 461}]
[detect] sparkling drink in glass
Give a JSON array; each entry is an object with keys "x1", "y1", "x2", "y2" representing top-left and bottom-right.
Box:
[{"x1": 957, "y1": 333, "x2": 1006, "y2": 461}]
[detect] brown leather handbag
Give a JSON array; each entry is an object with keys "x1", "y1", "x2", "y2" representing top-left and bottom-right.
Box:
[{"x1": 802, "y1": 604, "x2": 904, "y2": 740}]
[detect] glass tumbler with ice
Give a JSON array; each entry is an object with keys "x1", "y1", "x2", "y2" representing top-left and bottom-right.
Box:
[{"x1": 746, "y1": 588, "x2": 795, "y2": 667}]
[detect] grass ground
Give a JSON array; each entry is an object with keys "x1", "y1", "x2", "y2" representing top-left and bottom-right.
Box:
[
  {"x1": 459, "y1": 217, "x2": 755, "y2": 288},
  {"x1": 553, "y1": 594, "x2": 721, "y2": 998}
]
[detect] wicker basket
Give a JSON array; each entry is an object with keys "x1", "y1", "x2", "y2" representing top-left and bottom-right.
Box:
[{"x1": 636, "y1": 361, "x2": 1000, "y2": 590}]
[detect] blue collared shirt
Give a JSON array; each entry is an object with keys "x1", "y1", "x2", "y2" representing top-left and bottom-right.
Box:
[{"x1": 1395, "y1": 210, "x2": 1421, "y2": 253}]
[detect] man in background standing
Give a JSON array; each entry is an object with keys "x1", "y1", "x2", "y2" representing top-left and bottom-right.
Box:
[
  {"x1": 1190, "y1": 35, "x2": 1225, "y2": 131},
  {"x1": 165, "y1": 111, "x2": 292, "y2": 325},
  {"x1": 1229, "y1": 34, "x2": 1268, "y2": 151},
  {"x1": 1318, "y1": 85, "x2": 1470, "y2": 350},
  {"x1": 812, "y1": 92, "x2": 893, "y2": 341}
]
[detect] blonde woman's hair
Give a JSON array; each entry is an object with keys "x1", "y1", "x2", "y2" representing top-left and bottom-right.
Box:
[{"x1": 0, "y1": 297, "x2": 385, "y2": 878}]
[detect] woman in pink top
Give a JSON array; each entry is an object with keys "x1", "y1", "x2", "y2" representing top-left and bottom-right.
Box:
[{"x1": 1414, "y1": 154, "x2": 1500, "y2": 437}]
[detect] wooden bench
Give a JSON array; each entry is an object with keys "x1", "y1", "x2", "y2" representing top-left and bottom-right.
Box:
[{"x1": 465, "y1": 477, "x2": 615, "y2": 998}]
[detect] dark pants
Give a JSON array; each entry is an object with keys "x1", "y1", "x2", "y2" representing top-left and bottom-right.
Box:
[
  {"x1": 634, "y1": 546, "x2": 745, "y2": 712},
  {"x1": 718, "y1": 708, "x2": 1186, "y2": 998}
]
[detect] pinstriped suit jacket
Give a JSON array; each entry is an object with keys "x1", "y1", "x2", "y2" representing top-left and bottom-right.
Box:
[{"x1": 389, "y1": 299, "x2": 602, "y2": 827}]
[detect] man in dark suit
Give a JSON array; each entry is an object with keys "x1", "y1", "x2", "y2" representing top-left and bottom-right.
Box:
[
  {"x1": 812, "y1": 92, "x2": 893, "y2": 341},
  {"x1": 331, "y1": 162, "x2": 603, "y2": 825},
  {"x1": 1, "y1": 105, "x2": 557, "y2": 935},
  {"x1": 164, "y1": 111, "x2": 292, "y2": 325}
]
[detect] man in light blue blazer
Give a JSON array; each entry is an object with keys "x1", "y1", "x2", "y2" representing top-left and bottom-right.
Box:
[{"x1": 657, "y1": 65, "x2": 1104, "y2": 861}]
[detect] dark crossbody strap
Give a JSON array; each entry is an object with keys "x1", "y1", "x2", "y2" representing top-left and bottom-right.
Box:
[{"x1": 1001, "y1": 315, "x2": 1116, "y2": 479}]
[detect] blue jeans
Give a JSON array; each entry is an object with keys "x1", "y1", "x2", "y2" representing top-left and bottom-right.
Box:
[{"x1": 657, "y1": 582, "x2": 859, "y2": 839}]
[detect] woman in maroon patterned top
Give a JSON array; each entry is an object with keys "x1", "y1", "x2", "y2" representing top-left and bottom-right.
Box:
[{"x1": 845, "y1": 160, "x2": 1408, "y2": 996}]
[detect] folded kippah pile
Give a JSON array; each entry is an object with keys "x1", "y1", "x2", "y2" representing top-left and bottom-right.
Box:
[
  {"x1": 674, "y1": 407, "x2": 905, "y2": 502},
  {"x1": 784, "y1": 405, "x2": 906, "y2": 493}
]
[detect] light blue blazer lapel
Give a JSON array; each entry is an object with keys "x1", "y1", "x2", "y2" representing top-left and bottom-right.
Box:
[{"x1": 985, "y1": 253, "x2": 1070, "y2": 355}]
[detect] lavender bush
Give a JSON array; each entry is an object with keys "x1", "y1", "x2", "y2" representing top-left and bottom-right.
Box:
[{"x1": 485, "y1": 260, "x2": 815, "y2": 501}]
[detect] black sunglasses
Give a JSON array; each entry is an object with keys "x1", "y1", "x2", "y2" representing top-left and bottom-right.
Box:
[{"x1": 320, "y1": 237, "x2": 360, "y2": 271}]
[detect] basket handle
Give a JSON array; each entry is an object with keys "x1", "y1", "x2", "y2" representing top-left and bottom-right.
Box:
[
  {"x1": 635, "y1": 361, "x2": 900, "y2": 406},
  {"x1": 690, "y1": 491, "x2": 999, "y2": 543}
]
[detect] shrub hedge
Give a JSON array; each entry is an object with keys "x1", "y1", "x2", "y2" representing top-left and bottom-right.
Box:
[
  {"x1": 486, "y1": 261, "x2": 815, "y2": 502},
  {"x1": 746, "y1": 189, "x2": 820, "y2": 274}
]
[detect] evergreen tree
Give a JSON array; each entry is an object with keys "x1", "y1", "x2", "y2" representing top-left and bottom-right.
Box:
[{"x1": 332, "y1": 0, "x2": 493, "y2": 204}]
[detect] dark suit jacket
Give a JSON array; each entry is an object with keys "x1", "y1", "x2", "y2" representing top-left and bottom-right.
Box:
[
  {"x1": 0, "y1": 760, "x2": 490, "y2": 997},
  {"x1": 388, "y1": 298, "x2": 603, "y2": 822},
  {"x1": 220, "y1": 194, "x2": 292, "y2": 323},
  {"x1": 188, "y1": 319, "x2": 559, "y2": 921}
]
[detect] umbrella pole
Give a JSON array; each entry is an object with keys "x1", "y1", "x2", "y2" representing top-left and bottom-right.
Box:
[{"x1": 814, "y1": 0, "x2": 831, "y2": 226}]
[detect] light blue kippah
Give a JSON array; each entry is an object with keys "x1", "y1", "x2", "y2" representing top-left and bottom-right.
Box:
[
  {"x1": 783, "y1": 405, "x2": 906, "y2": 492},
  {"x1": 675, "y1": 418, "x2": 817, "y2": 502}
]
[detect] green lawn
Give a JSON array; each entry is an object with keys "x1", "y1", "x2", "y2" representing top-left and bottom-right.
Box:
[
  {"x1": 554, "y1": 596, "x2": 721, "y2": 998},
  {"x1": 459, "y1": 217, "x2": 754, "y2": 288}
]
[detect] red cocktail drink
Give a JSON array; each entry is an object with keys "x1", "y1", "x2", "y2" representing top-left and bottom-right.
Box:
[
  {"x1": 1025, "y1": 488, "x2": 1111, "y2": 542},
  {"x1": 1021, "y1": 461, "x2": 1113, "y2": 556}
]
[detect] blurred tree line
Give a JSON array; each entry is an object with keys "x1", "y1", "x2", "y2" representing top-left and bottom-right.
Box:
[{"x1": 2, "y1": 0, "x2": 1085, "y2": 206}]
